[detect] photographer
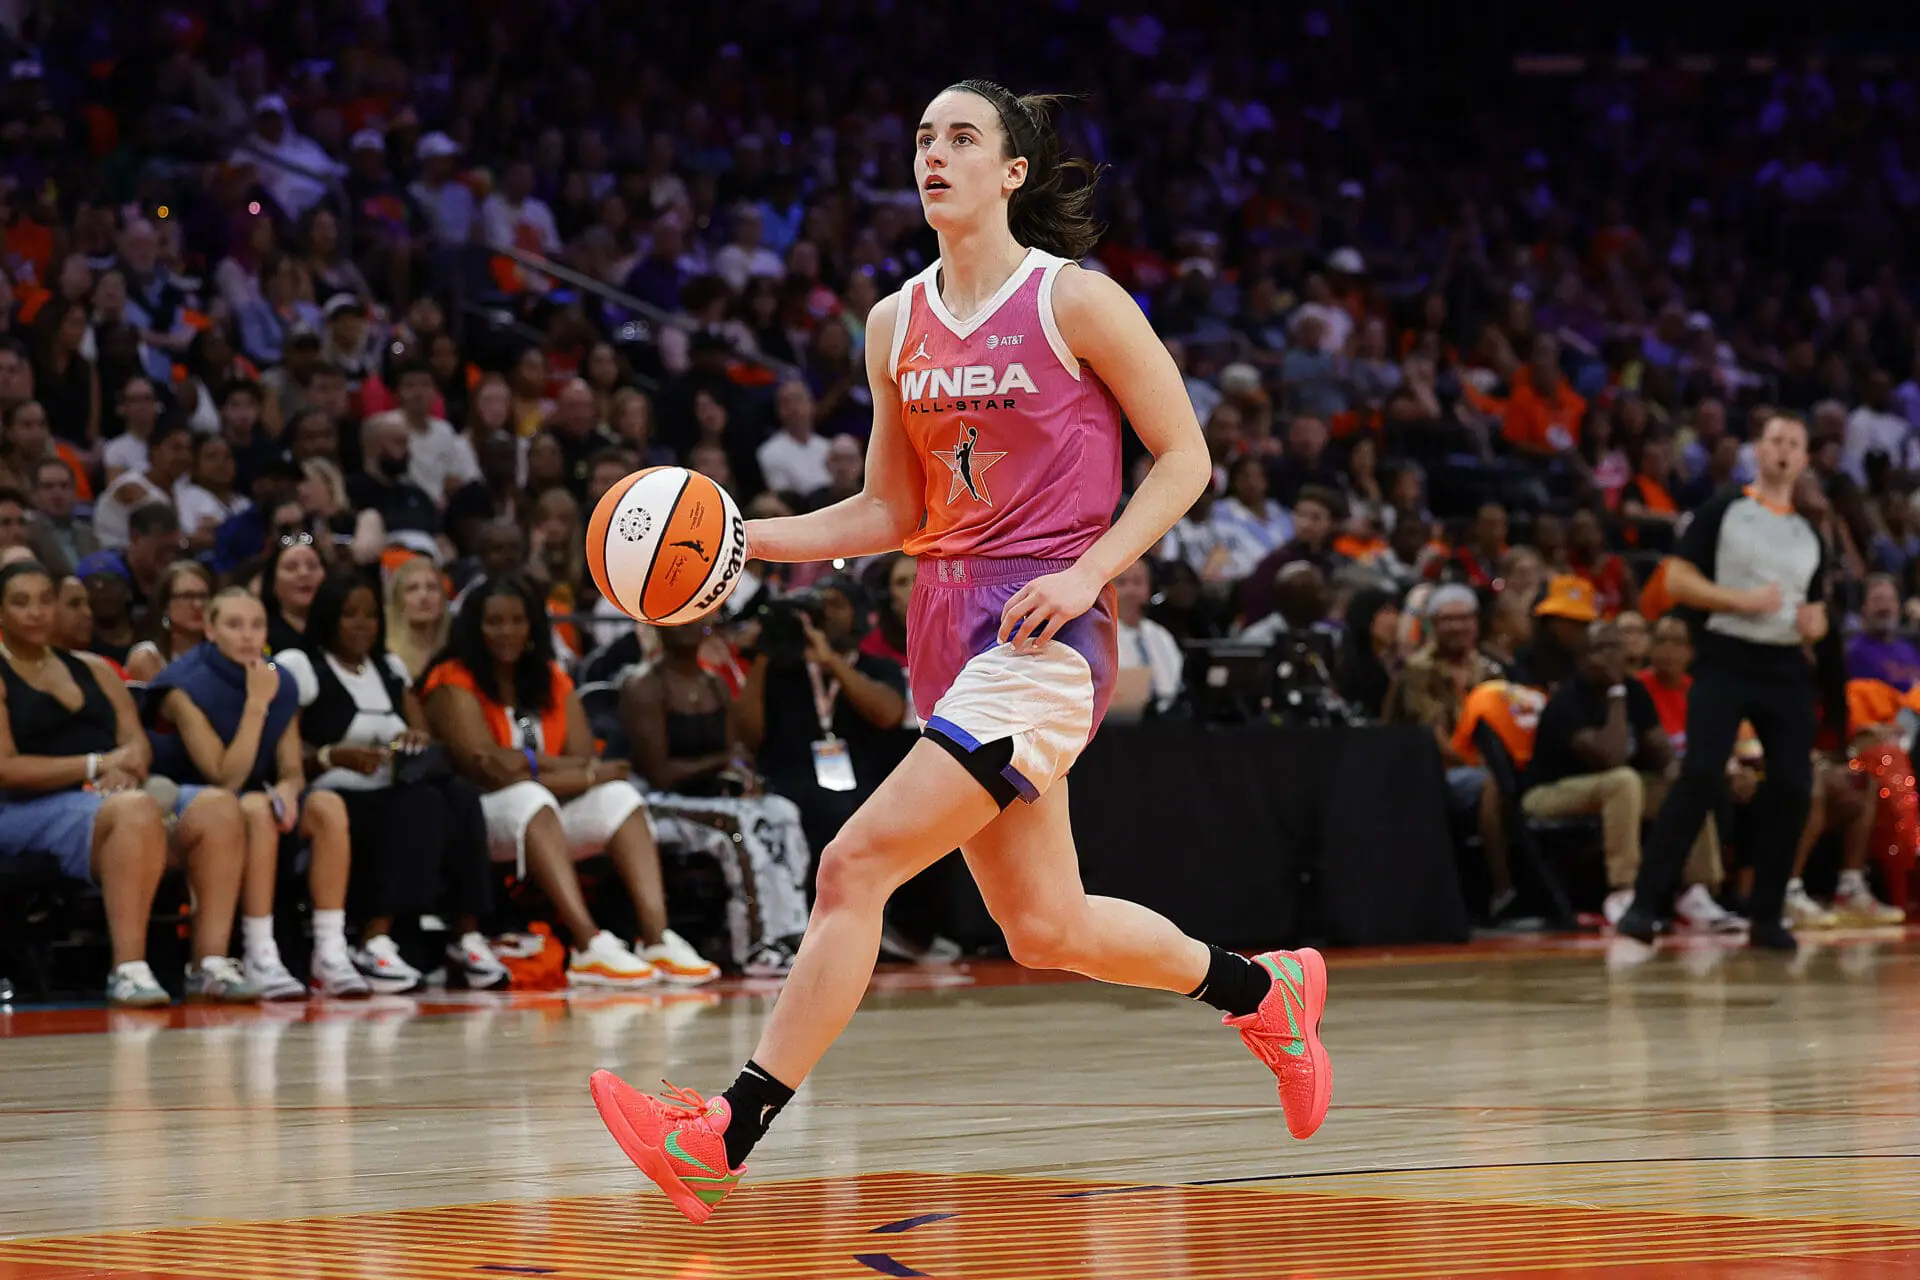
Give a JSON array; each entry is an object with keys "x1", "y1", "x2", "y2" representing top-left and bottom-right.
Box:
[{"x1": 737, "y1": 577, "x2": 908, "y2": 872}]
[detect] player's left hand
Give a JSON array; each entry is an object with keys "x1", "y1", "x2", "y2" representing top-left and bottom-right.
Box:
[{"x1": 999, "y1": 566, "x2": 1102, "y2": 653}]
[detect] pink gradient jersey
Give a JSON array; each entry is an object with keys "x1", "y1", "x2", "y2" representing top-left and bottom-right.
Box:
[{"x1": 890, "y1": 247, "x2": 1123, "y2": 560}]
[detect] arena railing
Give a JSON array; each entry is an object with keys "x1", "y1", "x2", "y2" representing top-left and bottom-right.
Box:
[{"x1": 484, "y1": 244, "x2": 803, "y2": 382}]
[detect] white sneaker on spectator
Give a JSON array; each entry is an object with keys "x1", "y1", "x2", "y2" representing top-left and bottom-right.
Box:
[
  {"x1": 743, "y1": 939, "x2": 796, "y2": 977},
  {"x1": 446, "y1": 932, "x2": 511, "y2": 990},
  {"x1": 567, "y1": 930, "x2": 658, "y2": 988},
  {"x1": 639, "y1": 929, "x2": 721, "y2": 986},
  {"x1": 244, "y1": 948, "x2": 308, "y2": 1001},
  {"x1": 352, "y1": 935, "x2": 425, "y2": 995},
  {"x1": 1783, "y1": 879, "x2": 1839, "y2": 930},
  {"x1": 1602, "y1": 888, "x2": 1635, "y2": 928},
  {"x1": 1674, "y1": 885, "x2": 1747, "y2": 935},
  {"x1": 1832, "y1": 872, "x2": 1905, "y2": 926},
  {"x1": 310, "y1": 948, "x2": 374, "y2": 999},
  {"x1": 107, "y1": 961, "x2": 170, "y2": 1008},
  {"x1": 185, "y1": 956, "x2": 260, "y2": 1004},
  {"x1": 880, "y1": 924, "x2": 966, "y2": 965}
]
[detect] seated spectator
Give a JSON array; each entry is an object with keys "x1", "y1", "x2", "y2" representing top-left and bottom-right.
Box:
[
  {"x1": 101, "y1": 374, "x2": 162, "y2": 484},
  {"x1": 176, "y1": 435, "x2": 254, "y2": 556},
  {"x1": 1497, "y1": 546, "x2": 1545, "y2": 610},
  {"x1": 1615, "y1": 610, "x2": 1652, "y2": 673},
  {"x1": 386, "y1": 555, "x2": 451, "y2": 682},
  {"x1": 125, "y1": 561, "x2": 213, "y2": 682},
  {"x1": 1523, "y1": 619, "x2": 1734, "y2": 929},
  {"x1": 349, "y1": 415, "x2": 443, "y2": 561},
  {"x1": 1479, "y1": 592, "x2": 1534, "y2": 676},
  {"x1": 1465, "y1": 333, "x2": 1587, "y2": 456},
  {"x1": 1157, "y1": 486, "x2": 1232, "y2": 586},
  {"x1": 0, "y1": 562, "x2": 254, "y2": 1005},
  {"x1": 1449, "y1": 676, "x2": 1546, "y2": 921},
  {"x1": 1209, "y1": 455, "x2": 1292, "y2": 585},
  {"x1": 1240, "y1": 485, "x2": 1343, "y2": 624},
  {"x1": 259, "y1": 533, "x2": 326, "y2": 657},
  {"x1": 55, "y1": 574, "x2": 127, "y2": 677},
  {"x1": 1267, "y1": 415, "x2": 1343, "y2": 508},
  {"x1": 1336, "y1": 586, "x2": 1401, "y2": 720},
  {"x1": 79, "y1": 571, "x2": 138, "y2": 665},
  {"x1": 619, "y1": 620, "x2": 812, "y2": 975},
  {"x1": 1112, "y1": 559, "x2": 1183, "y2": 718},
  {"x1": 1432, "y1": 503, "x2": 1508, "y2": 588},
  {"x1": 370, "y1": 359, "x2": 479, "y2": 509},
  {"x1": 1364, "y1": 514, "x2": 1437, "y2": 594},
  {"x1": 423, "y1": 575, "x2": 719, "y2": 987},
  {"x1": 1846, "y1": 574, "x2": 1920, "y2": 689},
  {"x1": 146, "y1": 588, "x2": 367, "y2": 1000},
  {"x1": 738, "y1": 576, "x2": 908, "y2": 864},
  {"x1": 25, "y1": 456, "x2": 96, "y2": 575},
  {"x1": 758, "y1": 380, "x2": 834, "y2": 502},
  {"x1": 76, "y1": 503, "x2": 182, "y2": 626},
  {"x1": 274, "y1": 575, "x2": 509, "y2": 992},
  {"x1": 1565, "y1": 507, "x2": 1635, "y2": 619},
  {"x1": 2, "y1": 400, "x2": 91, "y2": 507},
  {"x1": 92, "y1": 422, "x2": 194, "y2": 550}
]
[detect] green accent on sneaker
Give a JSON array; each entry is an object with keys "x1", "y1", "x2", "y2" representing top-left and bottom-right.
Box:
[
  {"x1": 1257, "y1": 953, "x2": 1309, "y2": 1058},
  {"x1": 662, "y1": 1129, "x2": 721, "y2": 1177},
  {"x1": 689, "y1": 1177, "x2": 739, "y2": 1206}
]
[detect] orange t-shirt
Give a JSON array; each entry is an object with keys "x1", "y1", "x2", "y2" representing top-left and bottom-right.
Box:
[
  {"x1": 1463, "y1": 367, "x2": 1588, "y2": 454},
  {"x1": 1451, "y1": 680, "x2": 1546, "y2": 769},
  {"x1": 1636, "y1": 670, "x2": 1690, "y2": 753},
  {"x1": 422, "y1": 658, "x2": 572, "y2": 754},
  {"x1": 1847, "y1": 679, "x2": 1906, "y2": 737}
]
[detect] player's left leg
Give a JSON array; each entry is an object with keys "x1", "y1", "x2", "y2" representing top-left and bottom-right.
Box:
[{"x1": 962, "y1": 778, "x2": 1331, "y2": 1140}]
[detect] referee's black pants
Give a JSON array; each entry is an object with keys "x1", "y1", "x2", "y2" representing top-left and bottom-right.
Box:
[{"x1": 1631, "y1": 660, "x2": 1816, "y2": 928}]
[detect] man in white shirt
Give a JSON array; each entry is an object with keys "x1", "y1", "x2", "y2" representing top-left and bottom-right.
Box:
[
  {"x1": 711, "y1": 206, "x2": 786, "y2": 293},
  {"x1": 756, "y1": 381, "x2": 833, "y2": 498},
  {"x1": 1112, "y1": 559, "x2": 1184, "y2": 718},
  {"x1": 231, "y1": 95, "x2": 344, "y2": 220},
  {"x1": 367, "y1": 361, "x2": 479, "y2": 507},
  {"x1": 480, "y1": 161, "x2": 562, "y2": 262},
  {"x1": 410, "y1": 133, "x2": 477, "y2": 246},
  {"x1": 1842, "y1": 373, "x2": 1917, "y2": 483}
]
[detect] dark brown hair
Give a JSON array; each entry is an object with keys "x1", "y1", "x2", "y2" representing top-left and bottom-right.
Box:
[{"x1": 946, "y1": 80, "x2": 1103, "y2": 260}]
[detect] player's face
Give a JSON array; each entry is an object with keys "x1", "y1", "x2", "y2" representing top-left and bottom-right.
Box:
[
  {"x1": 1756, "y1": 417, "x2": 1808, "y2": 485},
  {"x1": 915, "y1": 90, "x2": 1025, "y2": 230}
]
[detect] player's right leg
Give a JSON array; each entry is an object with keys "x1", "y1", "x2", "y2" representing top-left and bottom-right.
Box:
[{"x1": 589, "y1": 737, "x2": 1001, "y2": 1223}]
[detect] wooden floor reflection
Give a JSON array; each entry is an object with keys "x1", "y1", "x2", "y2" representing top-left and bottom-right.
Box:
[{"x1": 2, "y1": 931, "x2": 1918, "y2": 1278}]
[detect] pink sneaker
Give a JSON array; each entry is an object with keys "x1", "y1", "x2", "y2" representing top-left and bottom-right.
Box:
[
  {"x1": 1224, "y1": 948, "x2": 1331, "y2": 1139},
  {"x1": 589, "y1": 1072, "x2": 744, "y2": 1224}
]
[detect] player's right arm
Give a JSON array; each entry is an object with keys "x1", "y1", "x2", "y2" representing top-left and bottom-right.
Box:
[{"x1": 744, "y1": 293, "x2": 922, "y2": 563}]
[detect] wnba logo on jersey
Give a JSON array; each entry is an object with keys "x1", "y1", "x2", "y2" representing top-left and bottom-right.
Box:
[
  {"x1": 934, "y1": 423, "x2": 1007, "y2": 506},
  {"x1": 899, "y1": 362, "x2": 1038, "y2": 412}
]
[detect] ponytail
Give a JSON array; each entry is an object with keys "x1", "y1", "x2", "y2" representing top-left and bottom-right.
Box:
[{"x1": 948, "y1": 79, "x2": 1104, "y2": 261}]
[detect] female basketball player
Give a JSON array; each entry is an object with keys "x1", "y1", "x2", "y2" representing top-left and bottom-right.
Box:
[{"x1": 590, "y1": 80, "x2": 1332, "y2": 1223}]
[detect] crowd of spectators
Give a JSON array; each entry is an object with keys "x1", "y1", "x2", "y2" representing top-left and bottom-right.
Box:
[{"x1": 3, "y1": 3, "x2": 1920, "y2": 999}]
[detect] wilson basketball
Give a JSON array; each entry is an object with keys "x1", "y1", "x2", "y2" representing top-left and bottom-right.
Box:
[{"x1": 585, "y1": 466, "x2": 747, "y2": 625}]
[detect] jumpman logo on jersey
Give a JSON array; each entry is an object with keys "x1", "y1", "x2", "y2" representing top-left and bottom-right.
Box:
[
  {"x1": 907, "y1": 334, "x2": 931, "y2": 363},
  {"x1": 934, "y1": 423, "x2": 1007, "y2": 506}
]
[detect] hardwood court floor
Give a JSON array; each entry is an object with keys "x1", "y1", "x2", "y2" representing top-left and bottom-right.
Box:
[{"x1": 3, "y1": 931, "x2": 1919, "y2": 1279}]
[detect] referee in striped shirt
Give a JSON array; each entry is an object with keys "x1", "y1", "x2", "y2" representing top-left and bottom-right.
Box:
[{"x1": 1616, "y1": 414, "x2": 1828, "y2": 951}]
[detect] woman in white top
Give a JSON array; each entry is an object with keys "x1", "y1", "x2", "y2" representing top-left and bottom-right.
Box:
[
  {"x1": 101, "y1": 375, "x2": 162, "y2": 485},
  {"x1": 92, "y1": 422, "x2": 193, "y2": 550},
  {"x1": 274, "y1": 574, "x2": 510, "y2": 993},
  {"x1": 174, "y1": 435, "x2": 253, "y2": 554},
  {"x1": 1207, "y1": 454, "x2": 1294, "y2": 582}
]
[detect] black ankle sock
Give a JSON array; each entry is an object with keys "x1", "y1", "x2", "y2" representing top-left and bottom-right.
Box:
[
  {"x1": 719, "y1": 1059, "x2": 795, "y2": 1168},
  {"x1": 1186, "y1": 945, "x2": 1271, "y2": 1018}
]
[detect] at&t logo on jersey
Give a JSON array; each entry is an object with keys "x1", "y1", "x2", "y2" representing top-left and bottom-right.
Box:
[{"x1": 899, "y1": 362, "x2": 1038, "y2": 414}]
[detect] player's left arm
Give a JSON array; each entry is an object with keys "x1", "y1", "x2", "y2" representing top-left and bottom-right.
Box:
[{"x1": 999, "y1": 267, "x2": 1212, "y2": 651}]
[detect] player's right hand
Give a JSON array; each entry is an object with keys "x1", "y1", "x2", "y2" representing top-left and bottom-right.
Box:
[{"x1": 1740, "y1": 582, "x2": 1784, "y2": 616}]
